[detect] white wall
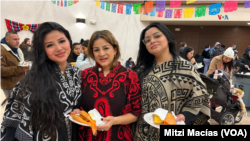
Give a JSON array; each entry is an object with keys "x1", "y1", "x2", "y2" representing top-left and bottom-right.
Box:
[{"x1": 1, "y1": 1, "x2": 149, "y2": 65}]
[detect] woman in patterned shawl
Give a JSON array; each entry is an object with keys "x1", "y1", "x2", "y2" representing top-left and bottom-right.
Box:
[
  {"x1": 1, "y1": 22, "x2": 82, "y2": 141},
  {"x1": 71, "y1": 30, "x2": 141, "y2": 141},
  {"x1": 132, "y1": 22, "x2": 211, "y2": 141}
]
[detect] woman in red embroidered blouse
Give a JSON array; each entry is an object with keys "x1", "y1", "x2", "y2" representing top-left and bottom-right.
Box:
[{"x1": 72, "y1": 30, "x2": 141, "y2": 141}]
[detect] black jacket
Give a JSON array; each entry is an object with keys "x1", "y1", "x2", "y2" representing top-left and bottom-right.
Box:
[
  {"x1": 202, "y1": 49, "x2": 210, "y2": 59},
  {"x1": 235, "y1": 54, "x2": 250, "y2": 72}
]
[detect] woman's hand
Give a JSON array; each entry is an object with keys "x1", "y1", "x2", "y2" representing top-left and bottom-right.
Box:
[
  {"x1": 245, "y1": 65, "x2": 249, "y2": 68},
  {"x1": 70, "y1": 109, "x2": 80, "y2": 114},
  {"x1": 97, "y1": 116, "x2": 116, "y2": 131},
  {"x1": 190, "y1": 58, "x2": 196, "y2": 64},
  {"x1": 175, "y1": 114, "x2": 185, "y2": 122}
]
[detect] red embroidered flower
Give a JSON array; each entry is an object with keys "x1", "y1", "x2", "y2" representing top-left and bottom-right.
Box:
[
  {"x1": 128, "y1": 71, "x2": 139, "y2": 84},
  {"x1": 81, "y1": 69, "x2": 88, "y2": 79}
]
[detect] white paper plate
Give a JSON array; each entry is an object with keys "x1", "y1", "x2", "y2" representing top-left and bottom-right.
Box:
[
  {"x1": 69, "y1": 114, "x2": 91, "y2": 127},
  {"x1": 143, "y1": 112, "x2": 185, "y2": 129}
]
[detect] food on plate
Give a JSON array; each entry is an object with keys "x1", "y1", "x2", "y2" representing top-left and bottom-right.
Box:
[
  {"x1": 70, "y1": 110, "x2": 97, "y2": 136},
  {"x1": 163, "y1": 113, "x2": 176, "y2": 125},
  {"x1": 153, "y1": 114, "x2": 164, "y2": 124}
]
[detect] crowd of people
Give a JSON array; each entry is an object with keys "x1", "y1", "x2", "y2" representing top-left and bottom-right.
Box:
[{"x1": 1, "y1": 21, "x2": 250, "y2": 141}]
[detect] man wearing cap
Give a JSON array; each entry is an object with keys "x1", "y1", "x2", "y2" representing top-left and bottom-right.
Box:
[
  {"x1": 206, "y1": 47, "x2": 235, "y2": 79},
  {"x1": 235, "y1": 47, "x2": 250, "y2": 73},
  {"x1": 210, "y1": 42, "x2": 225, "y2": 60},
  {"x1": 1, "y1": 31, "x2": 29, "y2": 97}
]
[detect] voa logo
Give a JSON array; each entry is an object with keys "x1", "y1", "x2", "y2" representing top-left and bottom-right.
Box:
[{"x1": 218, "y1": 15, "x2": 229, "y2": 20}]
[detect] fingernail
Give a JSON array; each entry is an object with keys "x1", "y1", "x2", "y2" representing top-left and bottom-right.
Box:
[{"x1": 101, "y1": 118, "x2": 103, "y2": 121}]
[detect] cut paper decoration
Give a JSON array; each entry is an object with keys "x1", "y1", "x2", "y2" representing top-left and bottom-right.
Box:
[
  {"x1": 52, "y1": 0, "x2": 77, "y2": 7},
  {"x1": 245, "y1": 0, "x2": 250, "y2": 8},
  {"x1": 195, "y1": 6, "x2": 206, "y2": 17},
  {"x1": 165, "y1": 9, "x2": 173, "y2": 18},
  {"x1": 133, "y1": 3, "x2": 141, "y2": 14},
  {"x1": 150, "y1": 8, "x2": 156, "y2": 16},
  {"x1": 187, "y1": 0, "x2": 196, "y2": 4},
  {"x1": 64, "y1": 0, "x2": 67, "y2": 7},
  {"x1": 111, "y1": 3, "x2": 117, "y2": 13},
  {"x1": 22, "y1": 25, "x2": 29, "y2": 30},
  {"x1": 118, "y1": 4, "x2": 123, "y2": 14},
  {"x1": 106, "y1": 2, "x2": 110, "y2": 11},
  {"x1": 140, "y1": 6, "x2": 143, "y2": 13},
  {"x1": 144, "y1": 1, "x2": 153, "y2": 13},
  {"x1": 100, "y1": 0, "x2": 105, "y2": 9},
  {"x1": 209, "y1": 3, "x2": 221, "y2": 15},
  {"x1": 170, "y1": 0, "x2": 181, "y2": 8},
  {"x1": 174, "y1": 9, "x2": 182, "y2": 18},
  {"x1": 126, "y1": 4, "x2": 132, "y2": 15},
  {"x1": 156, "y1": 0, "x2": 165, "y2": 12},
  {"x1": 157, "y1": 11, "x2": 164, "y2": 17},
  {"x1": 224, "y1": 0, "x2": 238, "y2": 12},
  {"x1": 68, "y1": 0, "x2": 73, "y2": 6},
  {"x1": 5, "y1": 19, "x2": 41, "y2": 33},
  {"x1": 96, "y1": 0, "x2": 100, "y2": 7},
  {"x1": 73, "y1": 0, "x2": 79, "y2": 4},
  {"x1": 184, "y1": 8, "x2": 194, "y2": 18}
]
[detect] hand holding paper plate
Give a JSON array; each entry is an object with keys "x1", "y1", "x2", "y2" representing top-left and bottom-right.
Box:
[{"x1": 144, "y1": 108, "x2": 185, "y2": 129}]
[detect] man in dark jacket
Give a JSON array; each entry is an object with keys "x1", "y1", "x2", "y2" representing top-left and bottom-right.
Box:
[
  {"x1": 126, "y1": 57, "x2": 135, "y2": 69},
  {"x1": 1, "y1": 31, "x2": 29, "y2": 97},
  {"x1": 235, "y1": 47, "x2": 250, "y2": 73},
  {"x1": 210, "y1": 42, "x2": 225, "y2": 60}
]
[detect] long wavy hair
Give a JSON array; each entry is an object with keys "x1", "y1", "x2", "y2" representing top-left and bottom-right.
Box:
[
  {"x1": 133, "y1": 22, "x2": 179, "y2": 80},
  {"x1": 19, "y1": 38, "x2": 30, "y2": 50},
  {"x1": 2, "y1": 22, "x2": 72, "y2": 140}
]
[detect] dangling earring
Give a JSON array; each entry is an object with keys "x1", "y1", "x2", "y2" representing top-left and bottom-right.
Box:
[{"x1": 114, "y1": 54, "x2": 116, "y2": 58}]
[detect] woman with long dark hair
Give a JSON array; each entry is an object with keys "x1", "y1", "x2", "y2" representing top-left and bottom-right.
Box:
[
  {"x1": 67, "y1": 42, "x2": 82, "y2": 63},
  {"x1": 1, "y1": 22, "x2": 82, "y2": 141},
  {"x1": 133, "y1": 22, "x2": 210, "y2": 141},
  {"x1": 180, "y1": 46, "x2": 196, "y2": 65},
  {"x1": 19, "y1": 38, "x2": 31, "y2": 61}
]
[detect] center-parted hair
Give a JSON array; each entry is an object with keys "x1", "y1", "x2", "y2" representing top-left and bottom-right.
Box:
[
  {"x1": 88, "y1": 30, "x2": 121, "y2": 68},
  {"x1": 133, "y1": 22, "x2": 179, "y2": 80}
]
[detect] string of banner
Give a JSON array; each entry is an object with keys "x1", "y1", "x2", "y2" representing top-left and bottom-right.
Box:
[
  {"x1": 95, "y1": 0, "x2": 250, "y2": 19},
  {"x1": 51, "y1": 0, "x2": 79, "y2": 7}
]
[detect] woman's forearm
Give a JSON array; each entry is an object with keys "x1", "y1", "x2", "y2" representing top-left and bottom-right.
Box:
[{"x1": 113, "y1": 113, "x2": 138, "y2": 125}]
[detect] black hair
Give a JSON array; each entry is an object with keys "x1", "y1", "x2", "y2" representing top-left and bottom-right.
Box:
[
  {"x1": 5, "y1": 31, "x2": 17, "y2": 37},
  {"x1": 133, "y1": 22, "x2": 179, "y2": 80},
  {"x1": 205, "y1": 45, "x2": 210, "y2": 49},
  {"x1": 2, "y1": 22, "x2": 72, "y2": 140},
  {"x1": 72, "y1": 42, "x2": 80, "y2": 50},
  {"x1": 129, "y1": 57, "x2": 132, "y2": 61},
  {"x1": 221, "y1": 44, "x2": 226, "y2": 49},
  {"x1": 82, "y1": 39, "x2": 89, "y2": 47},
  {"x1": 180, "y1": 42, "x2": 186, "y2": 47},
  {"x1": 181, "y1": 46, "x2": 194, "y2": 61}
]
